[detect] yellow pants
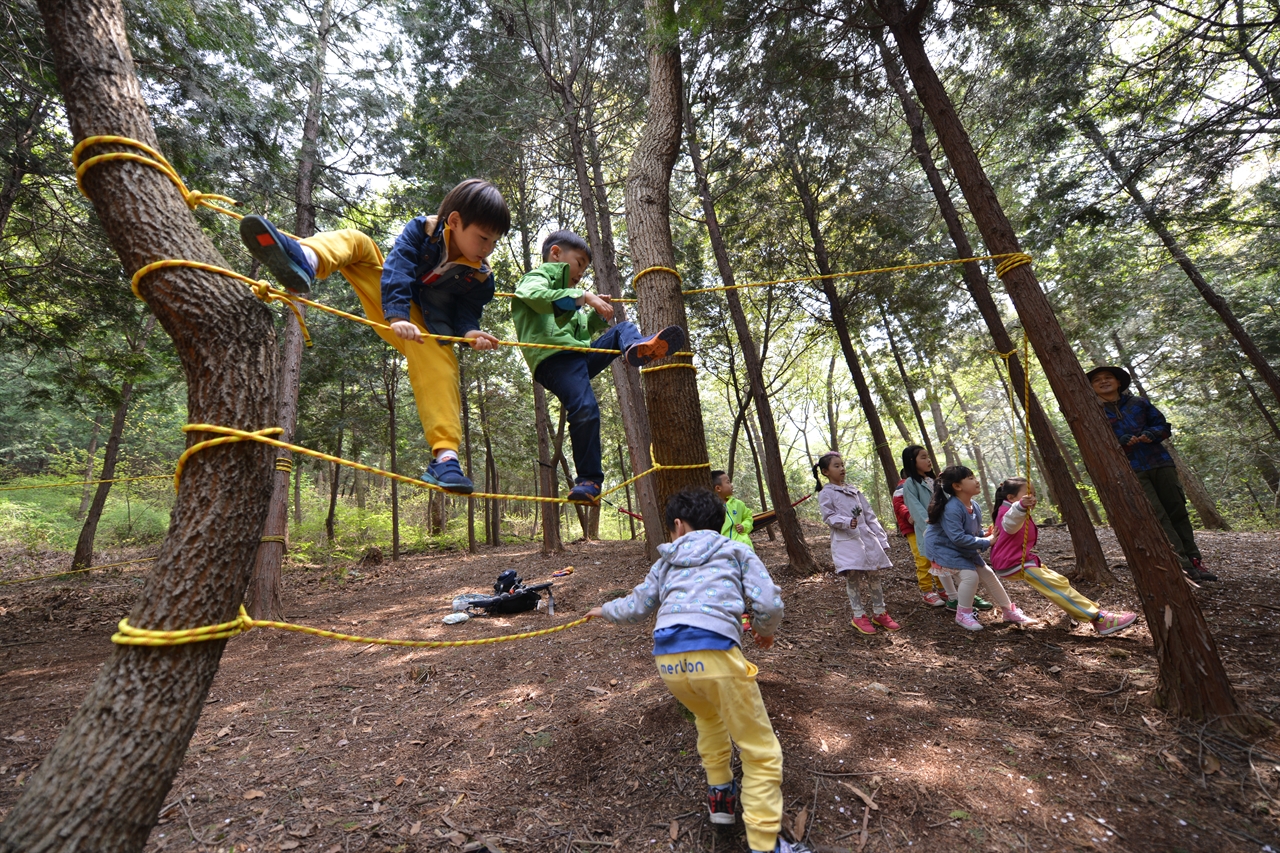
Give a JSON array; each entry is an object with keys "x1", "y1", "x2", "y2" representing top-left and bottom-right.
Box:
[
  {"x1": 301, "y1": 230, "x2": 461, "y2": 452},
  {"x1": 906, "y1": 533, "x2": 941, "y2": 593},
  {"x1": 656, "y1": 647, "x2": 782, "y2": 853},
  {"x1": 1000, "y1": 563, "x2": 1099, "y2": 622}
]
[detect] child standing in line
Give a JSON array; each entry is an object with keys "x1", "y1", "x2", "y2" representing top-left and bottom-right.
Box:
[
  {"x1": 990, "y1": 477, "x2": 1139, "y2": 636},
  {"x1": 512, "y1": 230, "x2": 686, "y2": 503},
  {"x1": 712, "y1": 469, "x2": 755, "y2": 550},
  {"x1": 240, "y1": 179, "x2": 510, "y2": 494},
  {"x1": 924, "y1": 465, "x2": 1036, "y2": 632},
  {"x1": 815, "y1": 451, "x2": 901, "y2": 636},
  {"x1": 587, "y1": 488, "x2": 810, "y2": 853}
]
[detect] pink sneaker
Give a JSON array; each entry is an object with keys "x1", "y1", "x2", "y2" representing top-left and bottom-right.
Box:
[
  {"x1": 850, "y1": 615, "x2": 877, "y2": 635},
  {"x1": 955, "y1": 607, "x2": 983, "y2": 632},
  {"x1": 873, "y1": 612, "x2": 901, "y2": 631},
  {"x1": 1001, "y1": 604, "x2": 1038, "y2": 626},
  {"x1": 921, "y1": 591, "x2": 946, "y2": 607},
  {"x1": 1093, "y1": 610, "x2": 1138, "y2": 636}
]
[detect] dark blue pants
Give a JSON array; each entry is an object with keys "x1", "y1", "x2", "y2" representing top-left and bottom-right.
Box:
[{"x1": 534, "y1": 321, "x2": 644, "y2": 484}]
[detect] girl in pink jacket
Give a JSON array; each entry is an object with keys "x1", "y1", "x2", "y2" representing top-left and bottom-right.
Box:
[{"x1": 990, "y1": 478, "x2": 1138, "y2": 636}]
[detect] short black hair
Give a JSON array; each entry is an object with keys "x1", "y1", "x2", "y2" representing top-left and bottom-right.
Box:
[
  {"x1": 436, "y1": 179, "x2": 511, "y2": 235},
  {"x1": 710, "y1": 469, "x2": 728, "y2": 487},
  {"x1": 541, "y1": 230, "x2": 591, "y2": 261},
  {"x1": 664, "y1": 487, "x2": 725, "y2": 533}
]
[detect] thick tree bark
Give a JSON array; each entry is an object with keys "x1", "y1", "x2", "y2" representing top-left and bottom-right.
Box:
[
  {"x1": 686, "y1": 108, "x2": 816, "y2": 571},
  {"x1": 878, "y1": 33, "x2": 1111, "y2": 581},
  {"x1": 883, "y1": 2, "x2": 1254, "y2": 727},
  {"x1": 625, "y1": 0, "x2": 710, "y2": 515},
  {"x1": 0, "y1": 0, "x2": 279, "y2": 846},
  {"x1": 76, "y1": 414, "x2": 103, "y2": 520},
  {"x1": 790, "y1": 161, "x2": 899, "y2": 491},
  {"x1": 534, "y1": 382, "x2": 563, "y2": 554}
]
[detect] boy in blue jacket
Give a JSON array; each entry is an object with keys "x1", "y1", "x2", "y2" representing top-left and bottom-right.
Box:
[
  {"x1": 240, "y1": 179, "x2": 510, "y2": 494},
  {"x1": 587, "y1": 488, "x2": 809, "y2": 853}
]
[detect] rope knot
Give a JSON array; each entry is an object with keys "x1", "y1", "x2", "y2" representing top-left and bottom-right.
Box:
[{"x1": 995, "y1": 253, "x2": 1033, "y2": 278}]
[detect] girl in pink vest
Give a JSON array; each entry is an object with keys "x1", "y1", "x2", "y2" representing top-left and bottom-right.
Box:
[{"x1": 990, "y1": 478, "x2": 1139, "y2": 636}]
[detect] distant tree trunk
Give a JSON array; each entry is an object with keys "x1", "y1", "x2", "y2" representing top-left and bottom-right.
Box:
[
  {"x1": 383, "y1": 355, "x2": 400, "y2": 559},
  {"x1": 863, "y1": 349, "x2": 913, "y2": 446},
  {"x1": 879, "y1": 303, "x2": 936, "y2": 463},
  {"x1": 619, "y1": 444, "x2": 637, "y2": 539},
  {"x1": 826, "y1": 353, "x2": 842, "y2": 450},
  {"x1": 1080, "y1": 117, "x2": 1280, "y2": 411},
  {"x1": 626, "y1": 0, "x2": 710, "y2": 517},
  {"x1": 744, "y1": 416, "x2": 777, "y2": 540},
  {"x1": 461, "y1": 362, "x2": 477, "y2": 554},
  {"x1": 476, "y1": 376, "x2": 500, "y2": 547},
  {"x1": 882, "y1": 3, "x2": 1255, "y2": 728},
  {"x1": 877, "y1": 32, "x2": 1110, "y2": 581},
  {"x1": 790, "y1": 160, "x2": 898, "y2": 491},
  {"x1": 325, "y1": 384, "x2": 345, "y2": 543},
  {"x1": 0, "y1": 0, "x2": 279, "y2": 843},
  {"x1": 1239, "y1": 369, "x2": 1280, "y2": 446},
  {"x1": 0, "y1": 94, "x2": 48, "y2": 236},
  {"x1": 943, "y1": 373, "x2": 993, "y2": 506},
  {"x1": 534, "y1": 383, "x2": 563, "y2": 554},
  {"x1": 925, "y1": 389, "x2": 960, "y2": 468},
  {"x1": 687, "y1": 111, "x2": 815, "y2": 570},
  {"x1": 294, "y1": 462, "x2": 302, "y2": 524},
  {"x1": 76, "y1": 415, "x2": 103, "y2": 520},
  {"x1": 72, "y1": 314, "x2": 157, "y2": 571}
]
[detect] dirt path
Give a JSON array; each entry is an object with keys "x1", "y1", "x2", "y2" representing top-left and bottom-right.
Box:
[{"x1": 2, "y1": 525, "x2": 1278, "y2": 852}]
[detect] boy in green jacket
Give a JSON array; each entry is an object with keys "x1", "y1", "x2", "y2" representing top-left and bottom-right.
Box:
[
  {"x1": 712, "y1": 470, "x2": 755, "y2": 549},
  {"x1": 513, "y1": 231, "x2": 686, "y2": 502}
]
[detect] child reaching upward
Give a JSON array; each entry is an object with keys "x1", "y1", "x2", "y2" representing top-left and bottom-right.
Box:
[
  {"x1": 925, "y1": 466, "x2": 1035, "y2": 632},
  {"x1": 587, "y1": 488, "x2": 810, "y2": 853},
  {"x1": 815, "y1": 451, "x2": 900, "y2": 635},
  {"x1": 240, "y1": 179, "x2": 509, "y2": 494},
  {"x1": 712, "y1": 469, "x2": 755, "y2": 549},
  {"x1": 990, "y1": 478, "x2": 1139, "y2": 636}
]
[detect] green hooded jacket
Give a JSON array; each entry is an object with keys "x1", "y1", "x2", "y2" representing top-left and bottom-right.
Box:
[
  {"x1": 512, "y1": 262, "x2": 608, "y2": 376},
  {"x1": 721, "y1": 496, "x2": 755, "y2": 549}
]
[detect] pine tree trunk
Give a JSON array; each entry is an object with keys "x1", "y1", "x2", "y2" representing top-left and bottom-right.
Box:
[
  {"x1": 879, "y1": 303, "x2": 937, "y2": 464},
  {"x1": 790, "y1": 161, "x2": 899, "y2": 491},
  {"x1": 0, "y1": 94, "x2": 48, "y2": 236},
  {"x1": 534, "y1": 382, "x2": 563, "y2": 554},
  {"x1": 325, "y1": 385, "x2": 344, "y2": 542},
  {"x1": 686, "y1": 112, "x2": 815, "y2": 570},
  {"x1": 0, "y1": 1, "x2": 279, "y2": 845},
  {"x1": 385, "y1": 357, "x2": 400, "y2": 560},
  {"x1": 943, "y1": 373, "x2": 993, "y2": 506},
  {"x1": 926, "y1": 390, "x2": 960, "y2": 468},
  {"x1": 461, "y1": 362, "x2": 477, "y2": 554},
  {"x1": 76, "y1": 415, "x2": 103, "y2": 520},
  {"x1": 619, "y1": 444, "x2": 637, "y2": 539},
  {"x1": 883, "y1": 4, "x2": 1256, "y2": 728},
  {"x1": 625, "y1": 0, "x2": 710, "y2": 514},
  {"x1": 863, "y1": 349, "x2": 914, "y2": 445},
  {"x1": 1240, "y1": 369, "x2": 1280, "y2": 446},
  {"x1": 878, "y1": 33, "x2": 1111, "y2": 581}
]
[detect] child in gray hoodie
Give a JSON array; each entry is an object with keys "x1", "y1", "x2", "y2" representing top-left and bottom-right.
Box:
[{"x1": 588, "y1": 488, "x2": 808, "y2": 853}]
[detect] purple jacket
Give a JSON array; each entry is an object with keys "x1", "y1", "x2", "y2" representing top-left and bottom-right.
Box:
[{"x1": 1101, "y1": 393, "x2": 1174, "y2": 473}]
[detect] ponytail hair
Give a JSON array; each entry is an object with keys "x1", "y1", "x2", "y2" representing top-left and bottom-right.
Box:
[
  {"x1": 927, "y1": 465, "x2": 975, "y2": 524},
  {"x1": 900, "y1": 445, "x2": 932, "y2": 481},
  {"x1": 812, "y1": 451, "x2": 842, "y2": 492},
  {"x1": 991, "y1": 477, "x2": 1029, "y2": 523}
]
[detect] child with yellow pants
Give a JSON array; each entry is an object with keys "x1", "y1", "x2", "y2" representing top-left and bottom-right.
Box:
[
  {"x1": 588, "y1": 488, "x2": 810, "y2": 853},
  {"x1": 239, "y1": 180, "x2": 510, "y2": 493}
]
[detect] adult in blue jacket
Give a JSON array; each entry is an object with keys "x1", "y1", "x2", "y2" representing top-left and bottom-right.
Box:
[{"x1": 1088, "y1": 366, "x2": 1216, "y2": 582}]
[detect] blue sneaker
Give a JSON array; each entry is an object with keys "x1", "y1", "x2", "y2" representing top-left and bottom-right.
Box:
[
  {"x1": 625, "y1": 325, "x2": 687, "y2": 367},
  {"x1": 240, "y1": 214, "x2": 315, "y2": 293},
  {"x1": 566, "y1": 480, "x2": 601, "y2": 503},
  {"x1": 422, "y1": 458, "x2": 474, "y2": 494}
]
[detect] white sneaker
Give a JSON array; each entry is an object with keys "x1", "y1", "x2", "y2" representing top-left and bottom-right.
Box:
[{"x1": 955, "y1": 609, "x2": 984, "y2": 631}]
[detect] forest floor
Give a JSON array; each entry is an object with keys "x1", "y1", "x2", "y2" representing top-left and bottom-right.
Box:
[{"x1": 1, "y1": 523, "x2": 1279, "y2": 853}]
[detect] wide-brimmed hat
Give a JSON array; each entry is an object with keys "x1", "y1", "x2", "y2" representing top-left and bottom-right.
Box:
[{"x1": 1086, "y1": 365, "x2": 1131, "y2": 392}]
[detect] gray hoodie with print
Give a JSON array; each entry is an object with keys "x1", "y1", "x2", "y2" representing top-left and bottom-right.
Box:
[{"x1": 598, "y1": 529, "x2": 785, "y2": 646}]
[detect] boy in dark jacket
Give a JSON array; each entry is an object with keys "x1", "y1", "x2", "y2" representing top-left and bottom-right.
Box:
[
  {"x1": 1088, "y1": 366, "x2": 1216, "y2": 581},
  {"x1": 240, "y1": 179, "x2": 510, "y2": 494}
]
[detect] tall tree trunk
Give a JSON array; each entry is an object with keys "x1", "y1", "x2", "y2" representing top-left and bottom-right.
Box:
[
  {"x1": 826, "y1": 353, "x2": 841, "y2": 450},
  {"x1": 943, "y1": 373, "x2": 993, "y2": 506},
  {"x1": 385, "y1": 355, "x2": 400, "y2": 559},
  {"x1": 325, "y1": 384, "x2": 344, "y2": 543},
  {"x1": 619, "y1": 444, "x2": 637, "y2": 539},
  {"x1": 925, "y1": 388, "x2": 960, "y2": 468},
  {"x1": 744, "y1": 416, "x2": 776, "y2": 540},
  {"x1": 863, "y1": 348, "x2": 913, "y2": 445},
  {"x1": 71, "y1": 314, "x2": 158, "y2": 570},
  {"x1": 877, "y1": 32, "x2": 1111, "y2": 581},
  {"x1": 76, "y1": 415, "x2": 103, "y2": 520},
  {"x1": 0, "y1": 1, "x2": 279, "y2": 844},
  {"x1": 1079, "y1": 117, "x2": 1280, "y2": 410},
  {"x1": 882, "y1": 4, "x2": 1254, "y2": 727},
  {"x1": 461, "y1": 362, "x2": 477, "y2": 554},
  {"x1": 878, "y1": 302, "x2": 937, "y2": 464},
  {"x1": 476, "y1": 375, "x2": 500, "y2": 547},
  {"x1": 687, "y1": 109, "x2": 815, "y2": 569},
  {"x1": 1239, "y1": 369, "x2": 1280, "y2": 446},
  {"x1": 790, "y1": 160, "x2": 899, "y2": 491},
  {"x1": 626, "y1": 0, "x2": 710, "y2": 516},
  {"x1": 534, "y1": 383, "x2": 563, "y2": 554}
]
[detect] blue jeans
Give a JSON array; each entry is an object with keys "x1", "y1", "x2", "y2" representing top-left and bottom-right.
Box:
[{"x1": 534, "y1": 322, "x2": 644, "y2": 484}]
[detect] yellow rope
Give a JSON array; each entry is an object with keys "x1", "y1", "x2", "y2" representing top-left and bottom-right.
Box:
[
  {"x1": 274, "y1": 457, "x2": 293, "y2": 473},
  {"x1": 640, "y1": 362, "x2": 697, "y2": 374},
  {"x1": 995, "y1": 253, "x2": 1033, "y2": 278},
  {"x1": 0, "y1": 556, "x2": 157, "y2": 586},
  {"x1": 0, "y1": 474, "x2": 169, "y2": 493},
  {"x1": 111, "y1": 604, "x2": 595, "y2": 648},
  {"x1": 632, "y1": 266, "x2": 682, "y2": 287},
  {"x1": 259, "y1": 535, "x2": 287, "y2": 545}
]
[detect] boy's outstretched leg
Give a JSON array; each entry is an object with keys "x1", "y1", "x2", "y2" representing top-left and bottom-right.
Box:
[
  {"x1": 240, "y1": 215, "x2": 317, "y2": 293},
  {"x1": 625, "y1": 325, "x2": 687, "y2": 367}
]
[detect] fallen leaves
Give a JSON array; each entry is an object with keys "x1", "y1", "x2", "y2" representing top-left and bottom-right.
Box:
[{"x1": 242, "y1": 789, "x2": 265, "y2": 800}]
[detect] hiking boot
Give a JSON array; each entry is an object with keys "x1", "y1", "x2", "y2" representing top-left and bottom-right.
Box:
[
  {"x1": 873, "y1": 612, "x2": 901, "y2": 631},
  {"x1": 707, "y1": 780, "x2": 738, "y2": 825},
  {"x1": 922, "y1": 591, "x2": 947, "y2": 607},
  {"x1": 850, "y1": 614, "x2": 877, "y2": 635},
  {"x1": 1092, "y1": 610, "x2": 1138, "y2": 636},
  {"x1": 240, "y1": 214, "x2": 315, "y2": 293},
  {"x1": 625, "y1": 325, "x2": 687, "y2": 367},
  {"x1": 567, "y1": 480, "x2": 601, "y2": 503},
  {"x1": 1189, "y1": 558, "x2": 1218, "y2": 582},
  {"x1": 421, "y1": 458, "x2": 474, "y2": 494},
  {"x1": 955, "y1": 607, "x2": 984, "y2": 632},
  {"x1": 1001, "y1": 604, "x2": 1038, "y2": 626}
]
